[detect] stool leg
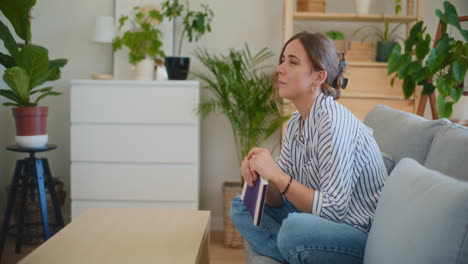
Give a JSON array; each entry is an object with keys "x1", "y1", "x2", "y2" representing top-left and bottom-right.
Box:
[
  {"x1": 0, "y1": 160, "x2": 24, "y2": 261},
  {"x1": 35, "y1": 160, "x2": 50, "y2": 240},
  {"x1": 41, "y1": 158, "x2": 64, "y2": 229},
  {"x1": 14, "y1": 162, "x2": 29, "y2": 254}
]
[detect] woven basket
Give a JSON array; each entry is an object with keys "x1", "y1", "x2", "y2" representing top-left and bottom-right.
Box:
[
  {"x1": 8, "y1": 177, "x2": 67, "y2": 245},
  {"x1": 223, "y1": 181, "x2": 244, "y2": 248}
]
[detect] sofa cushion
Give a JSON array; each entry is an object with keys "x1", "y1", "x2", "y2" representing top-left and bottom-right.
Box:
[
  {"x1": 364, "y1": 158, "x2": 468, "y2": 264},
  {"x1": 363, "y1": 105, "x2": 451, "y2": 164},
  {"x1": 424, "y1": 124, "x2": 468, "y2": 182},
  {"x1": 381, "y1": 152, "x2": 395, "y2": 175}
]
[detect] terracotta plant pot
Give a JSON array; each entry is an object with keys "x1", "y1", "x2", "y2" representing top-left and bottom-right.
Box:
[{"x1": 12, "y1": 106, "x2": 48, "y2": 148}]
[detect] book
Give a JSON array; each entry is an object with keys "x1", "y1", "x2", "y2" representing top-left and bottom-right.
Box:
[{"x1": 241, "y1": 175, "x2": 268, "y2": 226}]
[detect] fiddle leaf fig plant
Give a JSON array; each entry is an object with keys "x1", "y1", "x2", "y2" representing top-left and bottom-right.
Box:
[
  {"x1": 388, "y1": 1, "x2": 468, "y2": 118},
  {"x1": 0, "y1": 0, "x2": 68, "y2": 107}
]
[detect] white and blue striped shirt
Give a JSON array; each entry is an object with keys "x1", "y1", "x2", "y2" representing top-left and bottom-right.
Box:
[{"x1": 276, "y1": 93, "x2": 388, "y2": 232}]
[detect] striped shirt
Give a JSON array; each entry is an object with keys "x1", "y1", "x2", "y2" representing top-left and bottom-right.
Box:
[{"x1": 276, "y1": 93, "x2": 388, "y2": 232}]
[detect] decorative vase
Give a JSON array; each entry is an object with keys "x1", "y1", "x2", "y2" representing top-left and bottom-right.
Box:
[
  {"x1": 165, "y1": 57, "x2": 190, "y2": 80},
  {"x1": 135, "y1": 57, "x2": 155, "y2": 80},
  {"x1": 353, "y1": 0, "x2": 371, "y2": 14},
  {"x1": 376, "y1": 40, "x2": 397, "y2": 62},
  {"x1": 12, "y1": 106, "x2": 48, "y2": 149}
]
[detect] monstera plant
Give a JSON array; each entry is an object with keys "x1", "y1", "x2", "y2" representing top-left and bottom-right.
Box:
[
  {"x1": 0, "y1": 0, "x2": 68, "y2": 148},
  {"x1": 388, "y1": 1, "x2": 467, "y2": 118}
]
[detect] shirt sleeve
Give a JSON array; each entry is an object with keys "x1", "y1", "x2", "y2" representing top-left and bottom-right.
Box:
[
  {"x1": 275, "y1": 114, "x2": 297, "y2": 177},
  {"x1": 312, "y1": 106, "x2": 359, "y2": 222}
]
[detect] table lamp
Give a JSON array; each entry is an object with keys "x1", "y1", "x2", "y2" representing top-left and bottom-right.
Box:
[{"x1": 91, "y1": 16, "x2": 115, "y2": 80}]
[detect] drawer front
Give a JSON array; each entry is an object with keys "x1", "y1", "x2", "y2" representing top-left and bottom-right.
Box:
[
  {"x1": 344, "y1": 65, "x2": 404, "y2": 98},
  {"x1": 71, "y1": 84, "x2": 199, "y2": 124},
  {"x1": 339, "y1": 98, "x2": 415, "y2": 121},
  {"x1": 71, "y1": 163, "x2": 198, "y2": 201},
  {"x1": 71, "y1": 124, "x2": 199, "y2": 163},
  {"x1": 71, "y1": 200, "x2": 198, "y2": 220}
]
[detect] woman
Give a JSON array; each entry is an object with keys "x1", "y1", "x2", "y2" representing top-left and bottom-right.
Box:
[{"x1": 230, "y1": 32, "x2": 388, "y2": 264}]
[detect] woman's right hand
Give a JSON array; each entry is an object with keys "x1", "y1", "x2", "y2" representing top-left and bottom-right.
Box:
[{"x1": 241, "y1": 155, "x2": 258, "y2": 187}]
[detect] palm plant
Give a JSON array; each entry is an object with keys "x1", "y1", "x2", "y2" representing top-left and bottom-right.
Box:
[{"x1": 193, "y1": 45, "x2": 289, "y2": 182}]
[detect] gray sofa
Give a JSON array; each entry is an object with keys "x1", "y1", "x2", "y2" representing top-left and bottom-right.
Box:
[{"x1": 246, "y1": 104, "x2": 468, "y2": 264}]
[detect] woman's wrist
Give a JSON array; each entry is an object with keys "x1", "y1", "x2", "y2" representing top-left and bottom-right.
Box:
[{"x1": 273, "y1": 170, "x2": 291, "y2": 193}]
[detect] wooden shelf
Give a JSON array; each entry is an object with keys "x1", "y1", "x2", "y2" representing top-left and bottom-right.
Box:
[
  {"x1": 293, "y1": 12, "x2": 418, "y2": 23},
  {"x1": 347, "y1": 61, "x2": 388, "y2": 68}
]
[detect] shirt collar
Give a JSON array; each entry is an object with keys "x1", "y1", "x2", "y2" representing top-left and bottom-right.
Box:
[{"x1": 295, "y1": 93, "x2": 326, "y2": 141}]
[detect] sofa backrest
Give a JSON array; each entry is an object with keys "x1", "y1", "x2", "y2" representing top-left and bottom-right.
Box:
[
  {"x1": 363, "y1": 105, "x2": 451, "y2": 165},
  {"x1": 424, "y1": 124, "x2": 468, "y2": 182}
]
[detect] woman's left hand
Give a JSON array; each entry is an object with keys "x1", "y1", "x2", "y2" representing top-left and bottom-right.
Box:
[{"x1": 247, "y1": 147, "x2": 283, "y2": 182}]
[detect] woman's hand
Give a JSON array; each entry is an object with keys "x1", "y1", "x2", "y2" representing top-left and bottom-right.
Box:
[
  {"x1": 241, "y1": 153, "x2": 258, "y2": 187},
  {"x1": 247, "y1": 147, "x2": 283, "y2": 183}
]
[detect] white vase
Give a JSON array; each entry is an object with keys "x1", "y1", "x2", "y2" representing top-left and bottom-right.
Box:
[
  {"x1": 155, "y1": 65, "x2": 168, "y2": 81},
  {"x1": 135, "y1": 57, "x2": 154, "y2": 80},
  {"x1": 354, "y1": 0, "x2": 371, "y2": 14}
]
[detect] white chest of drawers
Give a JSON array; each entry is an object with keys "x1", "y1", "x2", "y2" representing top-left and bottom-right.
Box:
[{"x1": 70, "y1": 80, "x2": 200, "y2": 219}]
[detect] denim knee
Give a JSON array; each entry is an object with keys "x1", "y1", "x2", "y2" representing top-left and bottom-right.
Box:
[
  {"x1": 230, "y1": 195, "x2": 247, "y2": 227},
  {"x1": 277, "y1": 213, "x2": 307, "y2": 255},
  {"x1": 277, "y1": 213, "x2": 366, "y2": 264}
]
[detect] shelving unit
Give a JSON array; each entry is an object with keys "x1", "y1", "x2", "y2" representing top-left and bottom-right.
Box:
[{"x1": 282, "y1": 0, "x2": 424, "y2": 121}]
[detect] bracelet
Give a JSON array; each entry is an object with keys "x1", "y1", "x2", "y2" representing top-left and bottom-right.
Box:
[{"x1": 280, "y1": 175, "x2": 293, "y2": 196}]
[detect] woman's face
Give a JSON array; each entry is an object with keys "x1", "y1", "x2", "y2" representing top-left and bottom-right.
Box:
[{"x1": 275, "y1": 39, "x2": 323, "y2": 100}]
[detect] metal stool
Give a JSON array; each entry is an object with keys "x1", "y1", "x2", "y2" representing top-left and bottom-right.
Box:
[{"x1": 0, "y1": 144, "x2": 64, "y2": 261}]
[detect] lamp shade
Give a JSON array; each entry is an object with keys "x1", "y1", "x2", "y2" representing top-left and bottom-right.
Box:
[{"x1": 93, "y1": 16, "x2": 115, "y2": 43}]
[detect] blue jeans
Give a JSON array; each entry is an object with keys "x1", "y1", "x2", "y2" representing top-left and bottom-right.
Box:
[{"x1": 230, "y1": 196, "x2": 368, "y2": 264}]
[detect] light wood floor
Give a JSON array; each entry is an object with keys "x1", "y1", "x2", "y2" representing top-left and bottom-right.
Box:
[{"x1": 1, "y1": 230, "x2": 246, "y2": 264}]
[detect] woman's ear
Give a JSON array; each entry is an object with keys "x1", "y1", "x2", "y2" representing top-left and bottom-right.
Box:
[{"x1": 313, "y1": 70, "x2": 327, "y2": 87}]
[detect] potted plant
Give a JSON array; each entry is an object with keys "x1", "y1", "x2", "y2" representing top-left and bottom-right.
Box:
[
  {"x1": 112, "y1": 4, "x2": 165, "y2": 80},
  {"x1": 388, "y1": 1, "x2": 467, "y2": 118},
  {"x1": 353, "y1": 21, "x2": 404, "y2": 62},
  {"x1": 161, "y1": 0, "x2": 214, "y2": 80},
  {"x1": 0, "y1": 0, "x2": 67, "y2": 148},
  {"x1": 193, "y1": 44, "x2": 289, "y2": 247},
  {"x1": 326, "y1": 30, "x2": 346, "y2": 54}
]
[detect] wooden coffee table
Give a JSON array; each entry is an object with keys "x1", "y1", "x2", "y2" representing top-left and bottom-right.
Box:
[{"x1": 19, "y1": 208, "x2": 210, "y2": 264}]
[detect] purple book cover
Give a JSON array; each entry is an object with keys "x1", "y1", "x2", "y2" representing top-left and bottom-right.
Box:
[{"x1": 241, "y1": 176, "x2": 268, "y2": 226}]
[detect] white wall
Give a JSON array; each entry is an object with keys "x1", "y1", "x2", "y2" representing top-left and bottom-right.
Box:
[{"x1": 0, "y1": 0, "x2": 466, "y2": 230}]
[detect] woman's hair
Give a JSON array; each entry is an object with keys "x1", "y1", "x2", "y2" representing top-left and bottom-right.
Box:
[{"x1": 275, "y1": 31, "x2": 347, "y2": 100}]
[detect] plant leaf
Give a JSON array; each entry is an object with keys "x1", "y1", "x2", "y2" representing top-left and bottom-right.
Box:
[
  {"x1": 436, "y1": 94, "x2": 453, "y2": 118},
  {"x1": 0, "y1": 89, "x2": 21, "y2": 103},
  {"x1": 0, "y1": 19, "x2": 19, "y2": 58},
  {"x1": 422, "y1": 82, "x2": 436, "y2": 95},
  {"x1": 3, "y1": 66, "x2": 30, "y2": 104},
  {"x1": 15, "y1": 44, "x2": 50, "y2": 89},
  {"x1": 402, "y1": 77, "x2": 415, "y2": 99},
  {"x1": 453, "y1": 60, "x2": 467, "y2": 83},
  {"x1": 30, "y1": 86, "x2": 53, "y2": 95},
  {"x1": 387, "y1": 43, "x2": 401, "y2": 74},
  {"x1": 450, "y1": 86, "x2": 462, "y2": 102},
  {"x1": 0, "y1": 0, "x2": 36, "y2": 42},
  {"x1": 0, "y1": 52, "x2": 16, "y2": 68}
]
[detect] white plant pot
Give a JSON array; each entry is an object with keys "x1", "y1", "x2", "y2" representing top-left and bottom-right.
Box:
[
  {"x1": 15, "y1": 135, "x2": 48, "y2": 149},
  {"x1": 354, "y1": 0, "x2": 371, "y2": 14},
  {"x1": 135, "y1": 58, "x2": 154, "y2": 81}
]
